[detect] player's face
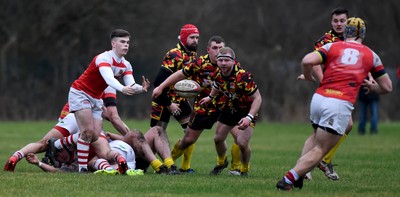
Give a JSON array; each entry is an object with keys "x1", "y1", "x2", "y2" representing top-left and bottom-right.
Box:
[
  {"x1": 186, "y1": 33, "x2": 199, "y2": 51},
  {"x1": 112, "y1": 37, "x2": 130, "y2": 57},
  {"x1": 217, "y1": 56, "x2": 234, "y2": 76},
  {"x1": 331, "y1": 14, "x2": 348, "y2": 35},
  {"x1": 207, "y1": 42, "x2": 225, "y2": 64}
]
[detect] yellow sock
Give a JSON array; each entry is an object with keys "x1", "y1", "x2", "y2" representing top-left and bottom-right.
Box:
[
  {"x1": 230, "y1": 143, "x2": 241, "y2": 171},
  {"x1": 217, "y1": 155, "x2": 227, "y2": 166},
  {"x1": 323, "y1": 133, "x2": 348, "y2": 163},
  {"x1": 181, "y1": 143, "x2": 195, "y2": 170},
  {"x1": 171, "y1": 140, "x2": 184, "y2": 161},
  {"x1": 240, "y1": 163, "x2": 250, "y2": 173},
  {"x1": 163, "y1": 157, "x2": 174, "y2": 168},
  {"x1": 150, "y1": 159, "x2": 163, "y2": 171}
]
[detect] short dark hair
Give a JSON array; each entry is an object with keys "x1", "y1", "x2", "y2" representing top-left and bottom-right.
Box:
[
  {"x1": 331, "y1": 7, "x2": 349, "y2": 18},
  {"x1": 208, "y1": 36, "x2": 225, "y2": 46},
  {"x1": 110, "y1": 29, "x2": 130, "y2": 40}
]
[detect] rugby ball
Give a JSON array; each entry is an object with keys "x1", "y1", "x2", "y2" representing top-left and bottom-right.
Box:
[{"x1": 173, "y1": 79, "x2": 201, "y2": 98}]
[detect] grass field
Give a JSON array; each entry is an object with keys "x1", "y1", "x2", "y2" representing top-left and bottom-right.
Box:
[{"x1": 1, "y1": 120, "x2": 399, "y2": 197}]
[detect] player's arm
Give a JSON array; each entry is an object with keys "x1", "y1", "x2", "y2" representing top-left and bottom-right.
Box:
[
  {"x1": 247, "y1": 89, "x2": 262, "y2": 119},
  {"x1": 103, "y1": 92, "x2": 130, "y2": 135},
  {"x1": 106, "y1": 105, "x2": 130, "y2": 135},
  {"x1": 106, "y1": 132, "x2": 125, "y2": 140},
  {"x1": 26, "y1": 153, "x2": 64, "y2": 173},
  {"x1": 152, "y1": 70, "x2": 186, "y2": 99},
  {"x1": 238, "y1": 89, "x2": 262, "y2": 130},
  {"x1": 152, "y1": 67, "x2": 174, "y2": 106},
  {"x1": 99, "y1": 66, "x2": 135, "y2": 95},
  {"x1": 122, "y1": 74, "x2": 150, "y2": 94},
  {"x1": 365, "y1": 73, "x2": 392, "y2": 94},
  {"x1": 311, "y1": 65, "x2": 323, "y2": 83},
  {"x1": 199, "y1": 85, "x2": 221, "y2": 105},
  {"x1": 302, "y1": 51, "x2": 323, "y2": 82}
]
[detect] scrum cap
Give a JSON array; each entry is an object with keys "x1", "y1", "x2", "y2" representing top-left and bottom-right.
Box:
[
  {"x1": 344, "y1": 17, "x2": 366, "y2": 40},
  {"x1": 179, "y1": 24, "x2": 199, "y2": 46}
]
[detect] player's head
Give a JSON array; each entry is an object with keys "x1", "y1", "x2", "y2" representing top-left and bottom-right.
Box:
[
  {"x1": 179, "y1": 24, "x2": 199, "y2": 51},
  {"x1": 110, "y1": 29, "x2": 131, "y2": 40},
  {"x1": 55, "y1": 148, "x2": 72, "y2": 163},
  {"x1": 217, "y1": 47, "x2": 235, "y2": 60},
  {"x1": 110, "y1": 29, "x2": 130, "y2": 57},
  {"x1": 207, "y1": 36, "x2": 225, "y2": 64},
  {"x1": 217, "y1": 47, "x2": 236, "y2": 76},
  {"x1": 331, "y1": 7, "x2": 349, "y2": 19},
  {"x1": 330, "y1": 7, "x2": 349, "y2": 35},
  {"x1": 344, "y1": 17, "x2": 366, "y2": 40}
]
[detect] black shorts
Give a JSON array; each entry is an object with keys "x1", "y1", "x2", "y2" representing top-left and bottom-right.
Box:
[
  {"x1": 218, "y1": 107, "x2": 256, "y2": 127},
  {"x1": 188, "y1": 112, "x2": 220, "y2": 130},
  {"x1": 150, "y1": 100, "x2": 192, "y2": 127}
]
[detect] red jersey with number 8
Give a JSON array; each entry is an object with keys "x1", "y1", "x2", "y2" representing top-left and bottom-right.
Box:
[{"x1": 316, "y1": 41, "x2": 386, "y2": 104}]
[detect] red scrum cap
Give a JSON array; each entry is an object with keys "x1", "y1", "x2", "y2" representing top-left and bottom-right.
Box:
[{"x1": 180, "y1": 24, "x2": 199, "y2": 46}]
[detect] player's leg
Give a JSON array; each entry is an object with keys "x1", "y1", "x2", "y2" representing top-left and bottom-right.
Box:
[
  {"x1": 171, "y1": 127, "x2": 203, "y2": 172},
  {"x1": 228, "y1": 127, "x2": 241, "y2": 175},
  {"x1": 4, "y1": 128, "x2": 64, "y2": 172},
  {"x1": 236, "y1": 126, "x2": 254, "y2": 176},
  {"x1": 319, "y1": 118, "x2": 352, "y2": 180},
  {"x1": 174, "y1": 100, "x2": 192, "y2": 172},
  {"x1": 277, "y1": 128, "x2": 342, "y2": 190},
  {"x1": 210, "y1": 121, "x2": 232, "y2": 175},
  {"x1": 92, "y1": 136, "x2": 128, "y2": 175},
  {"x1": 74, "y1": 109, "x2": 97, "y2": 172},
  {"x1": 148, "y1": 126, "x2": 180, "y2": 174},
  {"x1": 277, "y1": 95, "x2": 352, "y2": 190},
  {"x1": 137, "y1": 127, "x2": 168, "y2": 174}
]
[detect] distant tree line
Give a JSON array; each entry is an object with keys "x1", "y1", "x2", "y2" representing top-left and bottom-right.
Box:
[{"x1": 1, "y1": 0, "x2": 399, "y2": 121}]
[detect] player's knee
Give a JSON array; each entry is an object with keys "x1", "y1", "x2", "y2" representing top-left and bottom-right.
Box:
[
  {"x1": 236, "y1": 139, "x2": 249, "y2": 149},
  {"x1": 213, "y1": 135, "x2": 225, "y2": 144}
]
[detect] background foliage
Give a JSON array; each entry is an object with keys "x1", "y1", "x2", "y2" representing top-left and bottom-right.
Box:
[{"x1": 1, "y1": 0, "x2": 399, "y2": 121}]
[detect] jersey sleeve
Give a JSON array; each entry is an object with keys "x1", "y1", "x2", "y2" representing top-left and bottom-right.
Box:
[
  {"x1": 95, "y1": 53, "x2": 112, "y2": 68},
  {"x1": 370, "y1": 51, "x2": 386, "y2": 79},
  {"x1": 103, "y1": 86, "x2": 117, "y2": 107}
]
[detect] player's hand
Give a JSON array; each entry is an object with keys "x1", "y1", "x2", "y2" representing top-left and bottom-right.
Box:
[
  {"x1": 362, "y1": 72, "x2": 377, "y2": 94},
  {"x1": 199, "y1": 96, "x2": 211, "y2": 106},
  {"x1": 122, "y1": 86, "x2": 135, "y2": 95},
  {"x1": 141, "y1": 76, "x2": 150, "y2": 92},
  {"x1": 152, "y1": 87, "x2": 162, "y2": 98},
  {"x1": 167, "y1": 103, "x2": 181, "y2": 116},
  {"x1": 297, "y1": 74, "x2": 305, "y2": 80},
  {"x1": 298, "y1": 74, "x2": 316, "y2": 82},
  {"x1": 26, "y1": 153, "x2": 39, "y2": 165},
  {"x1": 238, "y1": 117, "x2": 250, "y2": 130}
]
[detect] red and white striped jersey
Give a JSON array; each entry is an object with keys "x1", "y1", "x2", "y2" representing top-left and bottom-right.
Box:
[{"x1": 71, "y1": 50, "x2": 133, "y2": 99}]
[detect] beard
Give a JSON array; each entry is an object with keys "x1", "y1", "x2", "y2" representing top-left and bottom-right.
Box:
[{"x1": 186, "y1": 44, "x2": 198, "y2": 52}]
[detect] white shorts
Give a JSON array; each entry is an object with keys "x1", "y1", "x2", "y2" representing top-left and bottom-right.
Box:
[
  {"x1": 109, "y1": 140, "x2": 136, "y2": 169},
  {"x1": 68, "y1": 87, "x2": 103, "y2": 120},
  {"x1": 310, "y1": 93, "x2": 354, "y2": 135},
  {"x1": 55, "y1": 113, "x2": 80, "y2": 135}
]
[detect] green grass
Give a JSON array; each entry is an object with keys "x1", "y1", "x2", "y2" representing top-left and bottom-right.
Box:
[{"x1": 1, "y1": 120, "x2": 400, "y2": 196}]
